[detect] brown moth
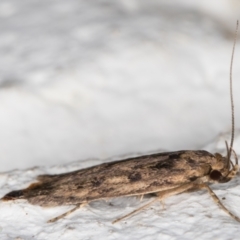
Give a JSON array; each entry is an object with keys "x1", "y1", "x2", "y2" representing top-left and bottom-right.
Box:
[{"x1": 2, "y1": 22, "x2": 240, "y2": 224}]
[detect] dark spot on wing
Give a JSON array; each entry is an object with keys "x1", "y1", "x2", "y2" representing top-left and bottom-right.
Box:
[
  {"x1": 128, "y1": 172, "x2": 142, "y2": 182},
  {"x1": 188, "y1": 176, "x2": 198, "y2": 182},
  {"x1": 68, "y1": 196, "x2": 76, "y2": 201},
  {"x1": 150, "y1": 179, "x2": 172, "y2": 187},
  {"x1": 91, "y1": 177, "x2": 105, "y2": 187},
  {"x1": 168, "y1": 153, "x2": 182, "y2": 159},
  {"x1": 151, "y1": 160, "x2": 175, "y2": 170},
  {"x1": 150, "y1": 152, "x2": 188, "y2": 170},
  {"x1": 187, "y1": 158, "x2": 196, "y2": 164},
  {"x1": 2, "y1": 190, "x2": 24, "y2": 200}
]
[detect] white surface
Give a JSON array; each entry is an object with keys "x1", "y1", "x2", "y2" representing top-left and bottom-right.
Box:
[{"x1": 1, "y1": 0, "x2": 240, "y2": 239}]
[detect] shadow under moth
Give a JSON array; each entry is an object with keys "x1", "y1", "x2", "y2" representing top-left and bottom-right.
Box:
[{"x1": 2, "y1": 22, "x2": 240, "y2": 224}]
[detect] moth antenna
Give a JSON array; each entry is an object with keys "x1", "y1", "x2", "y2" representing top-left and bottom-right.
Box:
[
  {"x1": 225, "y1": 140, "x2": 234, "y2": 169},
  {"x1": 228, "y1": 20, "x2": 238, "y2": 160}
]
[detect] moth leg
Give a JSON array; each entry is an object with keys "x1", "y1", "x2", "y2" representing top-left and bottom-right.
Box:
[
  {"x1": 112, "y1": 198, "x2": 160, "y2": 224},
  {"x1": 198, "y1": 183, "x2": 240, "y2": 222},
  {"x1": 160, "y1": 200, "x2": 165, "y2": 210},
  {"x1": 112, "y1": 182, "x2": 195, "y2": 224},
  {"x1": 48, "y1": 203, "x2": 86, "y2": 223}
]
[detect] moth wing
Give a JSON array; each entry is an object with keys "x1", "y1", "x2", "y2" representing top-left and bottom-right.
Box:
[{"x1": 18, "y1": 150, "x2": 213, "y2": 206}]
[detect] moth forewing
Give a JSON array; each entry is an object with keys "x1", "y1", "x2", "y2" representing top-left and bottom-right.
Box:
[
  {"x1": 1, "y1": 22, "x2": 240, "y2": 223},
  {"x1": 2, "y1": 151, "x2": 218, "y2": 205}
]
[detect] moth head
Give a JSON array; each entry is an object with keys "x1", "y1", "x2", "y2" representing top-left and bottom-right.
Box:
[{"x1": 210, "y1": 150, "x2": 238, "y2": 183}]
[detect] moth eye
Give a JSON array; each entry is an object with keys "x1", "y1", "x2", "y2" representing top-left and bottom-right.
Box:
[{"x1": 210, "y1": 170, "x2": 222, "y2": 180}]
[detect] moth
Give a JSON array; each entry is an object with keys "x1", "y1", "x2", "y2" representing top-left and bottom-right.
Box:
[{"x1": 2, "y1": 22, "x2": 240, "y2": 224}]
